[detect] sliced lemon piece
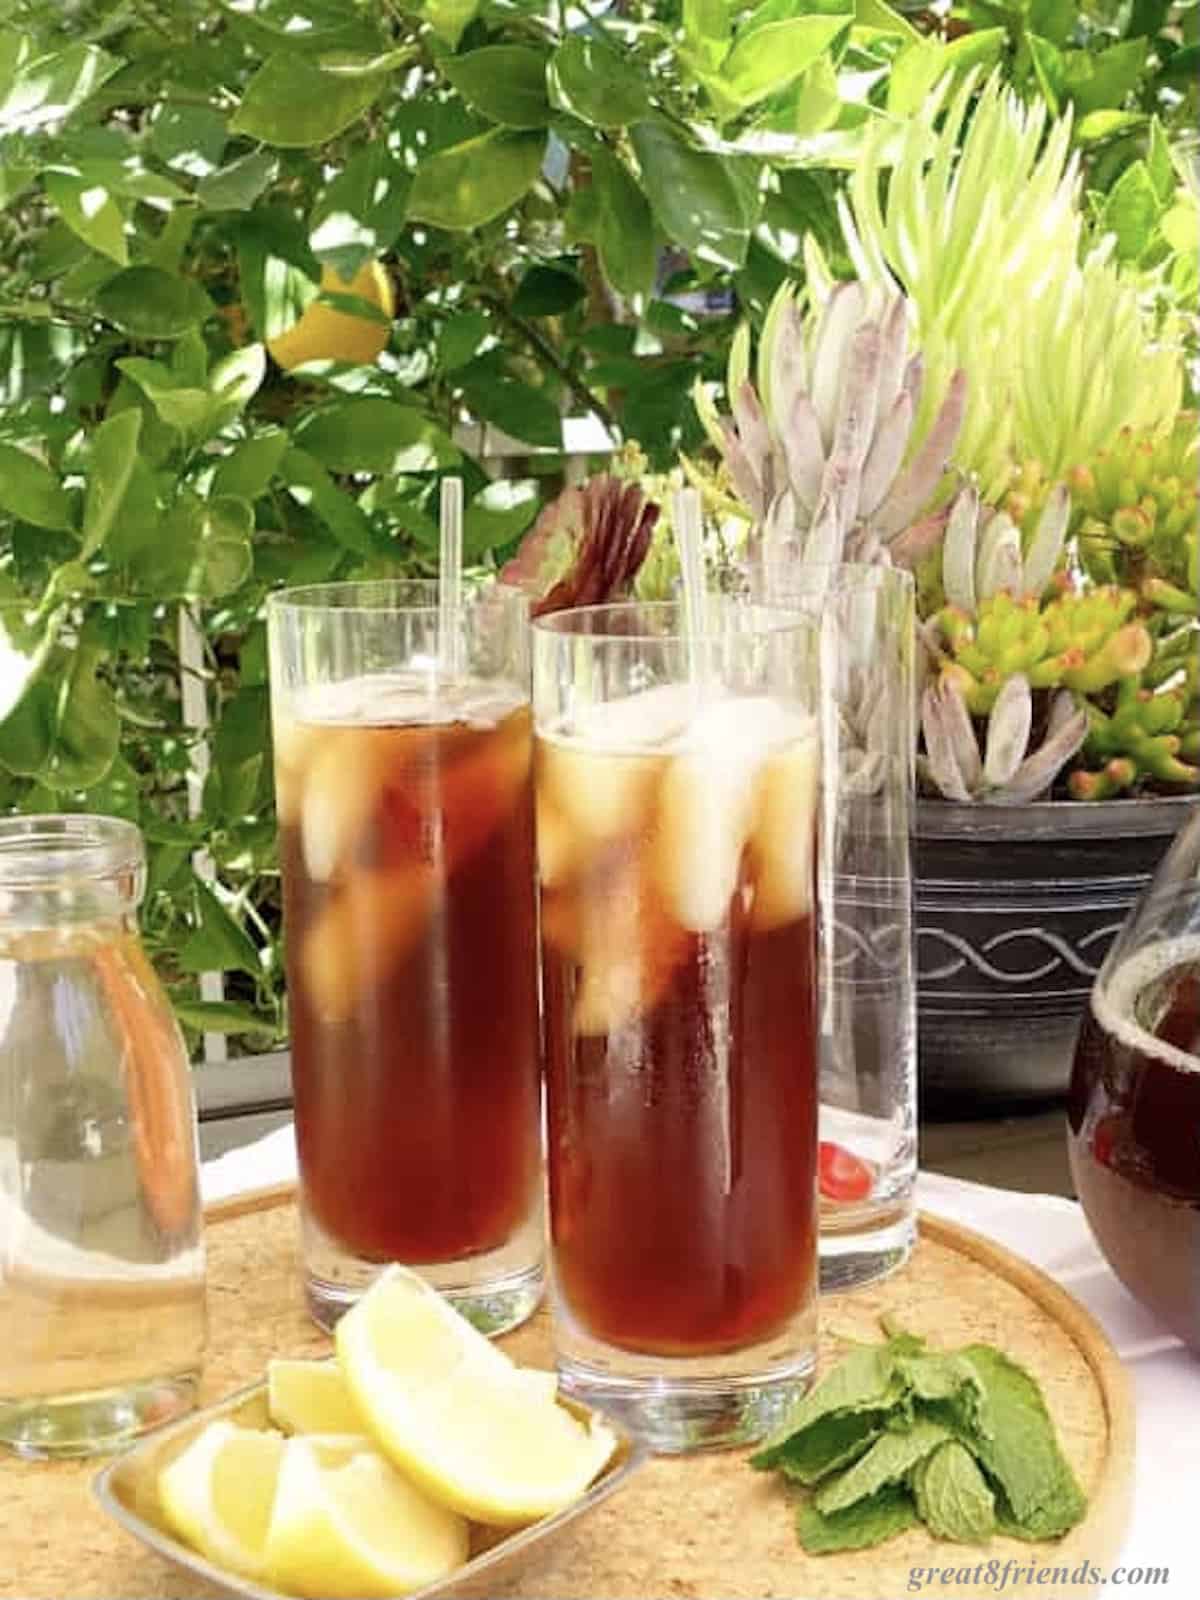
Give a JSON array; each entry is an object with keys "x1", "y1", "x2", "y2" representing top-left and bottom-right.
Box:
[
  {"x1": 336, "y1": 1267, "x2": 616, "y2": 1526},
  {"x1": 345, "y1": 1264, "x2": 516, "y2": 1382},
  {"x1": 158, "y1": 1420, "x2": 285, "y2": 1582},
  {"x1": 515, "y1": 1367, "x2": 559, "y2": 1405},
  {"x1": 264, "y1": 1436, "x2": 469, "y2": 1599},
  {"x1": 267, "y1": 1357, "x2": 365, "y2": 1435}
]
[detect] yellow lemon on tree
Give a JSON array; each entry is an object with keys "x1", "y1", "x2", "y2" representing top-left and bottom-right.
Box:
[{"x1": 267, "y1": 260, "x2": 394, "y2": 371}]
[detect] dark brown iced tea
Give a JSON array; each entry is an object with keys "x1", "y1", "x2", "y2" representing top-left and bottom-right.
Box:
[
  {"x1": 538, "y1": 699, "x2": 820, "y2": 1356},
  {"x1": 276, "y1": 683, "x2": 541, "y2": 1266}
]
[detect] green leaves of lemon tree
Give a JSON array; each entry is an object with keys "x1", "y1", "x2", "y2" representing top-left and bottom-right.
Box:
[
  {"x1": 681, "y1": 2, "x2": 851, "y2": 118},
  {"x1": 443, "y1": 47, "x2": 551, "y2": 128},
  {"x1": 82, "y1": 410, "x2": 141, "y2": 559},
  {"x1": 409, "y1": 129, "x2": 546, "y2": 230},
  {"x1": 549, "y1": 35, "x2": 652, "y2": 128},
  {"x1": 231, "y1": 49, "x2": 405, "y2": 147},
  {"x1": 183, "y1": 494, "x2": 256, "y2": 599},
  {"x1": 309, "y1": 145, "x2": 410, "y2": 275},
  {"x1": 212, "y1": 430, "x2": 289, "y2": 500},
  {"x1": 721, "y1": 14, "x2": 852, "y2": 111},
  {"x1": 295, "y1": 397, "x2": 459, "y2": 474},
  {"x1": 96, "y1": 266, "x2": 213, "y2": 340},
  {"x1": 43, "y1": 169, "x2": 127, "y2": 264},
  {"x1": 0, "y1": 35, "x2": 119, "y2": 135},
  {"x1": 197, "y1": 149, "x2": 278, "y2": 211},
  {"x1": 179, "y1": 879, "x2": 261, "y2": 979},
  {"x1": 0, "y1": 445, "x2": 71, "y2": 531},
  {"x1": 423, "y1": 0, "x2": 479, "y2": 49},
  {"x1": 583, "y1": 150, "x2": 656, "y2": 299},
  {"x1": 631, "y1": 121, "x2": 751, "y2": 270},
  {"x1": 0, "y1": 622, "x2": 118, "y2": 792}
]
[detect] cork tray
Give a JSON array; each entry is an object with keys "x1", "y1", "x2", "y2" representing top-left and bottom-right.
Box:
[{"x1": 4, "y1": 1188, "x2": 1134, "y2": 1600}]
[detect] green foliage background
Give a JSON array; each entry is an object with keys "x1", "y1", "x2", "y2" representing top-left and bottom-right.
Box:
[{"x1": 0, "y1": 0, "x2": 1196, "y2": 1051}]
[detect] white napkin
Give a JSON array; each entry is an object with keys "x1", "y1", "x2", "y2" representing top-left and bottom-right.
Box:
[
  {"x1": 201, "y1": 1130, "x2": 1197, "y2": 1594},
  {"x1": 201, "y1": 1121, "x2": 297, "y2": 1205}
]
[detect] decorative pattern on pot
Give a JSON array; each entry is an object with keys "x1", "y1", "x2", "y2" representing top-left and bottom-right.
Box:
[
  {"x1": 918, "y1": 923, "x2": 1123, "y2": 986},
  {"x1": 914, "y1": 797, "x2": 1195, "y2": 1104}
]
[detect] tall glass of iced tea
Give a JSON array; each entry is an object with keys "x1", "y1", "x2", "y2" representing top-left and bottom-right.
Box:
[
  {"x1": 533, "y1": 600, "x2": 821, "y2": 1451},
  {"x1": 268, "y1": 581, "x2": 542, "y2": 1334}
]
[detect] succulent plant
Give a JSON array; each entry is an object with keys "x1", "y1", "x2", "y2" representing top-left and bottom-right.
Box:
[
  {"x1": 1069, "y1": 413, "x2": 1199, "y2": 600},
  {"x1": 684, "y1": 73, "x2": 1194, "y2": 809},
  {"x1": 828, "y1": 71, "x2": 1185, "y2": 501},
  {"x1": 692, "y1": 280, "x2": 966, "y2": 574},
  {"x1": 916, "y1": 476, "x2": 1168, "y2": 800},
  {"x1": 920, "y1": 673, "x2": 1087, "y2": 804},
  {"x1": 939, "y1": 481, "x2": 1070, "y2": 613},
  {"x1": 929, "y1": 582, "x2": 1153, "y2": 704},
  {"x1": 1069, "y1": 673, "x2": 1200, "y2": 799}
]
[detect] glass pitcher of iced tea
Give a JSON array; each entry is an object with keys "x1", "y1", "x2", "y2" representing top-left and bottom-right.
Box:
[
  {"x1": 1068, "y1": 802, "x2": 1200, "y2": 1351},
  {"x1": 267, "y1": 581, "x2": 542, "y2": 1335},
  {"x1": 0, "y1": 816, "x2": 206, "y2": 1457}
]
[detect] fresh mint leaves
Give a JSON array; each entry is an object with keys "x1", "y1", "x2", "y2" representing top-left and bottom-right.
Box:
[
  {"x1": 753, "y1": 1326, "x2": 1086, "y2": 1556},
  {"x1": 815, "y1": 1417, "x2": 953, "y2": 1514},
  {"x1": 912, "y1": 1440, "x2": 997, "y2": 1543},
  {"x1": 796, "y1": 1484, "x2": 920, "y2": 1554},
  {"x1": 772, "y1": 1411, "x2": 884, "y2": 1486},
  {"x1": 957, "y1": 1345, "x2": 1087, "y2": 1540}
]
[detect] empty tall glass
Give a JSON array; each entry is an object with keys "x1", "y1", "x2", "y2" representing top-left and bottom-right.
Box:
[
  {"x1": 534, "y1": 601, "x2": 821, "y2": 1451},
  {"x1": 267, "y1": 581, "x2": 543, "y2": 1334},
  {"x1": 760, "y1": 564, "x2": 918, "y2": 1291}
]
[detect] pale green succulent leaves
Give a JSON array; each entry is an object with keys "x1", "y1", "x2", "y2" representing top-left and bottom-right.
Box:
[{"x1": 831, "y1": 71, "x2": 1185, "y2": 498}]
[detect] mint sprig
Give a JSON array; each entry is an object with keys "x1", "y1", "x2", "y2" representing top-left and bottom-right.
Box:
[{"x1": 752, "y1": 1325, "x2": 1086, "y2": 1555}]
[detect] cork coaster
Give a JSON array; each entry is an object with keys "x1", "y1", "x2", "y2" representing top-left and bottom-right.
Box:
[{"x1": 2, "y1": 1189, "x2": 1133, "y2": 1600}]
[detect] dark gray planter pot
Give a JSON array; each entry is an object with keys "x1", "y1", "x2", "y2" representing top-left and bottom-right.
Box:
[{"x1": 914, "y1": 795, "x2": 1198, "y2": 1110}]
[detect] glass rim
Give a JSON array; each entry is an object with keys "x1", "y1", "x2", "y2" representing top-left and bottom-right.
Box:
[
  {"x1": 0, "y1": 813, "x2": 143, "y2": 887},
  {"x1": 266, "y1": 578, "x2": 526, "y2": 618},
  {"x1": 531, "y1": 599, "x2": 817, "y2": 645}
]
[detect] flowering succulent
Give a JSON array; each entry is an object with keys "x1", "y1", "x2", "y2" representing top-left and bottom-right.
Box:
[{"x1": 692, "y1": 280, "x2": 966, "y2": 572}]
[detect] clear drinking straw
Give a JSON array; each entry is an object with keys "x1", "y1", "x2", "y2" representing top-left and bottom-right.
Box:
[
  {"x1": 672, "y1": 486, "x2": 708, "y2": 691},
  {"x1": 672, "y1": 486, "x2": 729, "y2": 1189},
  {"x1": 438, "y1": 475, "x2": 464, "y2": 686}
]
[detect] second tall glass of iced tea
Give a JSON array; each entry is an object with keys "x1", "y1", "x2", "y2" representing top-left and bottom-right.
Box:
[
  {"x1": 533, "y1": 602, "x2": 821, "y2": 1451},
  {"x1": 268, "y1": 582, "x2": 542, "y2": 1333}
]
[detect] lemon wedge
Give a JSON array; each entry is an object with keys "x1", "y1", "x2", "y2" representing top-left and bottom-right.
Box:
[
  {"x1": 268, "y1": 1349, "x2": 555, "y2": 1433},
  {"x1": 335, "y1": 1265, "x2": 616, "y2": 1526},
  {"x1": 267, "y1": 1358, "x2": 366, "y2": 1436},
  {"x1": 158, "y1": 1420, "x2": 285, "y2": 1581},
  {"x1": 264, "y1": 1436, "x2": 469, "y2": 1598}
]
